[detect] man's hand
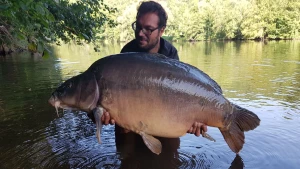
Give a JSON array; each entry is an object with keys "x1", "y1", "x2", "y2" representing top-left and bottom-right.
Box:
[
  {"x1": 187, "y1": 122, "x2": 208, "y2": 137},
  {"x1": 101, "y1": 110, "x2": 115, "y2": 125},
  {"x1": 102, "y1": 111, "x2": 131, "y2": 133}
]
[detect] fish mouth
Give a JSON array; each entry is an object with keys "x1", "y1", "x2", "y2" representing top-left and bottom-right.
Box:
[
  {"x1": 48, "y1": 96, "x2": 61, "y2": 117},
  {"x1": 48, "y1": 95, "x2": 76, "y2": 117},
  {"x1": 49, "y1": 95, "x2": 74, "y2": 117}
]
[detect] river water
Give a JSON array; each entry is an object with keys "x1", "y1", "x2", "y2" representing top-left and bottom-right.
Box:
[{"x1": 0, "y1": 41, "x2": 299, "y2": 169}]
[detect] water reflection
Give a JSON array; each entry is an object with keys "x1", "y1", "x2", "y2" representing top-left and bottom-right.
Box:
[
  {"x1": 116, "y1": 132, "x2": 244, "y2": 169},
  {"x1": 229, "y1": 155, "x2": 244, "y2": 169},
  {"x1": 42, "y1": 111, "x2": 243, "y2": 169},
  {"x1": 0, "y1": 41, "x2": 300, "y2": 168},
  {"x1": 117, "y1": 136, "x2": 181, "y2": 169}
]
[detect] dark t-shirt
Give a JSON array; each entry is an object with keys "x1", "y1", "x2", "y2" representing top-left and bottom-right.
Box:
[{"x1": 120, "y1": 37, "x2": 179, "y2": 60}]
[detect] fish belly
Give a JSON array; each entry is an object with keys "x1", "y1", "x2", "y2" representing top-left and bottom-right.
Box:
[
  {"x1": 101, "y1": 84, "x2": 226, "y2": 138},
  {"x1": 102, "y1": 91, "x2": 194, "y2": 137}
]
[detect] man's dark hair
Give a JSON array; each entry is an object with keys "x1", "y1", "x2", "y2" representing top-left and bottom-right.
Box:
[{"x1": 136, "y1": 1, "x2": 168, "y2": 28}]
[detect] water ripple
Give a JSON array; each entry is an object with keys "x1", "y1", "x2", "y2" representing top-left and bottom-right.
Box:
[{"x1": 177, "y1": 150, "x2": 214, "y2": 169}]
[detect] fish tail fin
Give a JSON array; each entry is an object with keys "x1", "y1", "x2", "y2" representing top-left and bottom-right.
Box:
[{"x1": 219, "y1": 104, "x2": 260, "y2": 153}]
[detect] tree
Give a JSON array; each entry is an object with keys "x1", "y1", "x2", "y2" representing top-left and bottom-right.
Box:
[
  {"x1": 1, "y1": 0, "x2": 300, "y2": 55},
  {"x1": 0, "y1": 0, "x2": 116, "y2": 55}
]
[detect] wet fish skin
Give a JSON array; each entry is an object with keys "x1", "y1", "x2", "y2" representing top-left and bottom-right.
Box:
[{"x1": 49, "y1": 52, "x2": 260, "y2": 155}]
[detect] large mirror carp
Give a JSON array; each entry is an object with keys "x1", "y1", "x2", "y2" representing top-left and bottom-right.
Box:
[{"x1": 49, "y1": 52, "x2": 260, "y2": 155}]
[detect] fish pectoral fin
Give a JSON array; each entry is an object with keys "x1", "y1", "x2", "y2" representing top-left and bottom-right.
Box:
[
  {"x1": 92, "y1": 107, "x2": 104, "y2": 144},
  {"x1": 140, "y1": 132, "x2": 162, "y2": 155}
]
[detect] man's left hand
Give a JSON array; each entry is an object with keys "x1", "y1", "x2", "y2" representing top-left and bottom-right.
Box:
[{"x1": 187, "y1": 122, "x2": 208, "y2": 137}]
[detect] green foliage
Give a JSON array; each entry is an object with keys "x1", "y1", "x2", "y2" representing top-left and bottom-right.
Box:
[
  {"x1": 97, "y1": 0, "x2": 139, "y2": 42},
  {"x1": 1, "y1": 0, "x2": 299, "y2": 52},
  {"x1": 100, "y1": 0, "x2": 300, "y2": 41},
  {"x1": 0, "y1": 0, "x2": 116, "y2": 54}
]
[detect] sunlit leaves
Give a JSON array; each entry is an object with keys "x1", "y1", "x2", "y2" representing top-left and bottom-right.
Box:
[
  {"x1": 0, "y1": 0, "x2": 116, "y2": 53},
  {"x1": 100, "y1": 0, "x2": 300, "y2": 41},
  {"x1": 1, "y1": 0, "x2": 300, "y2": 54}
]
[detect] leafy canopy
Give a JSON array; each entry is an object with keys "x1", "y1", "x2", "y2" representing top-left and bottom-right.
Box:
[{"x1": 0, "y1": 0, "x2": 117, "y2": 53}]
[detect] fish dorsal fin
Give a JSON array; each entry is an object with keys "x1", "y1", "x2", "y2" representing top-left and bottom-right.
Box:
[{"x1": 140, "y1": 132, "x2": 162, "y2": 155}]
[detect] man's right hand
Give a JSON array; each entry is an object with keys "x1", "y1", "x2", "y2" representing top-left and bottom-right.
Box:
[
  {"x1": 101, "y1": 110, "x2": 115, "y2": 125},
  {"x1": 101, "y1": 111, "x2": 131, "y2": 133}
]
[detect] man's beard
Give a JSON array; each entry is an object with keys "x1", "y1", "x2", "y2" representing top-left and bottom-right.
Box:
[{"x1": 137, "y1": 35, "x2": 160, "y2": 52}]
